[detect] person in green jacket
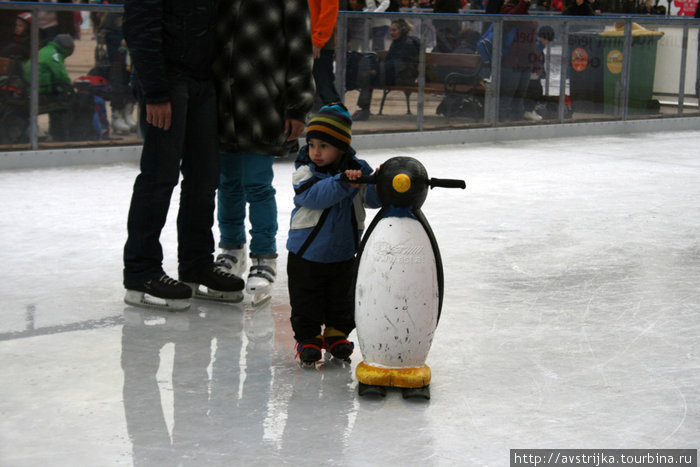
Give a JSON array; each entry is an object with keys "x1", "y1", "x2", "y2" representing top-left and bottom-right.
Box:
[
  {"x1": 24, "y1": 34, "x2": 75, "y2": 140},
  {"x1": 24, "y1": 33, "x2": 74, "y2": 95}
]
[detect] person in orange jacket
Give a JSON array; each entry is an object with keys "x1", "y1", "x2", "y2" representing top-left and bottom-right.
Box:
[{"x1": 309, "y1": 0, "x2": 341, "y2": 108}]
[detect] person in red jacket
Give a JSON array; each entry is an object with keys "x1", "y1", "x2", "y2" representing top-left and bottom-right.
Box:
[{"x1": 309, "y1": 0, "x2": 340, "y2": 108}]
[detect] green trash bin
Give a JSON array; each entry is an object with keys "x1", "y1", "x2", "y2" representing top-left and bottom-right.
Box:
[{"x1": 599, "y1": 23, "x2": 664, "y2": 116}]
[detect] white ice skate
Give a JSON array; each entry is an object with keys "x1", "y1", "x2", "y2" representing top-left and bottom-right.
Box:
[
  {"x1": 123, "y1": 104, "x2": 138, "y2": 132},
  {"x1": 246, "y1": 254, "x2": 277, "y2": 305},
  {"x1": 112, "y1": 112, "x2": 131, "y2": 135},
  {"x1": 123, "y1": 274, "x2": 192, "y2": 311},
  {"x1": 215, "y1": 245, "x2": 247, "y2": 279}
]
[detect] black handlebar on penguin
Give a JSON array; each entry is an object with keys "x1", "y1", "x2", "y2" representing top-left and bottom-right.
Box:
[
  {"x1": 427, "y1": 178, "x2": 466, "y2": 189},
  {"x1": 340, "y1": 173, "x2": 466, "y2": 189}
]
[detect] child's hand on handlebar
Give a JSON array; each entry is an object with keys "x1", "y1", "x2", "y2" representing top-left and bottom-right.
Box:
[{"x1": 344, "y1": 169, "x2": 364, "y2": 187}]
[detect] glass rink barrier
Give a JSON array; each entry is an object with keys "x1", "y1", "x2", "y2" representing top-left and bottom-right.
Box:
[
  {"x1": 337, "y1": 10, "x2": 700, "y2": 131},
  {"x1": 0, "y1": 2, "x2": 699, "y2": 151},
  {"x1": 0, "y1": 1, "x2": 138, "y2": 150}
]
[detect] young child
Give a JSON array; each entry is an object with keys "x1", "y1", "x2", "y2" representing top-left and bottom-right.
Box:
[{"x1": 286, "y1": 103, "x2": 381, "y2": 366}]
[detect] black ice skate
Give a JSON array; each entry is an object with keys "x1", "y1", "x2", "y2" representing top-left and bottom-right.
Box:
[
  {"x1": 124, "y1": 274, "x2": 192, "y2": 311},
  {"x1": 182, "y1": 265, "x2": 244, "y2": 303},
  {"x1": 295, "y1": 337, "x2": 323, "y2": 368},
  {"x1": 323, "y1": 327, "x2": 354, "y2": 362}
]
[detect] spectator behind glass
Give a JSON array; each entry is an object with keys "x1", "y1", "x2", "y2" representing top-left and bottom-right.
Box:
[
  {"x1": 23, "y1": 34, "x2": 75, "y2": 140},
  {"x1": 485, "y1": 0, "x2": 505, "y2": 14},
  {"x1": 56, "y1": 0, "x2": 77, "y2": 38},
  {"x1": 563, "y1": 0, "x2": 594, "y2": 15},
  {"x1": 365, "y1": 0, "x2": 392, "y2": 51},
  {"x1": 523, "y1": 25, "x2": 554, "y2": 121},
  {"x1": 309, "y1": 0, "x2": 341, "y2": 108},
  {"x1": 351, "y1": 18, "x2": 419, "y2": 121},
  {"x1": 433, "y1": 0, "x2": 461, "y2": 53},
  {"x1": 549, "y1": 0, "x2": 563, "y2": 11},
  {"x1": 0, "y1": 12, "x2": 31, "y2": 61},
  {"x1": 346, "y1": 0, "x2": 367, "y2": 51},
  {"x1": 95, "y1": 2, "x2": 137, "y2": 135},
  {"x1": 588, "y1": 0, "x2": 601, "y2": 13},
  {"x1": 499, "y1": 0, "x2": 537, "y2": 122}
]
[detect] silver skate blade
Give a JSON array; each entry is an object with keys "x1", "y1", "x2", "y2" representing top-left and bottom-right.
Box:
[
  {"x1": 250, "y1": 292, "x2": 271, "y2": 307},
  {"x1": 185, "y1": 283, "x2": 244, "y2": 304},
  {"x1": 124, "y1": 290, "x2": 190, "y2": 311},
  {"x1": 298, "y1": 360, "x2": 319, "y2": 370}
]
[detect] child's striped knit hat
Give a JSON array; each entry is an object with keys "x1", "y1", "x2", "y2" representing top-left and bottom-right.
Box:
[{"x1": 306, "y1": 103, "x2": 352, "y2": 152}]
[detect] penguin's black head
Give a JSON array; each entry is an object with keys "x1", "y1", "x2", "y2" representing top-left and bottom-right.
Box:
[{"x1": 375, "y1": 156, "x2": 429, "y2": 208}]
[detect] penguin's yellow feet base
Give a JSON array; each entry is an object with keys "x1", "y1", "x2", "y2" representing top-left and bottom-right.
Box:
[{"x1": 355, "y1": 362, "x2": 431, "y2": 388}]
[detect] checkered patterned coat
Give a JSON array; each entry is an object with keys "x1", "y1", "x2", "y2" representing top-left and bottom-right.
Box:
[{"x1": 214, "y1": 0, "x2": 316, "y2": 156}]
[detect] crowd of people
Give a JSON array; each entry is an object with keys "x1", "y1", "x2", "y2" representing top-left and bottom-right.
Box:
[
  {"x1": 0, "y1": 1, "x2": 137, "y2": 143},
  {"x1": 0, "y1": 0, "x2": 689, "y2": 143}
]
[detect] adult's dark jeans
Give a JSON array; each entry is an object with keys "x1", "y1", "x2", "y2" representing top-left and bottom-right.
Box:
[
  {"x1": 123, "y1": 77, "x2": 219, "y2": 288},
  {"x1": 312, "y1": 49, "x2": 340, "y2": 106}
]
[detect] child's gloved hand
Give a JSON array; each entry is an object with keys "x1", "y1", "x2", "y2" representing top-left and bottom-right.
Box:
[{"x1": 344, "y1": 169, "x2": 364, "y2": 187}]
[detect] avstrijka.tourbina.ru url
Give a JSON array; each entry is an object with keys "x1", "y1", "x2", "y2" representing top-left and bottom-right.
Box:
[{"x1": 510, "y1": 449, "x2": 697, "y2": 466}]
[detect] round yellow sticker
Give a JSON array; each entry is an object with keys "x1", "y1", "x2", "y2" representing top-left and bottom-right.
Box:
[
  {"x1": 606, "y1": 49, "x2": 622, "y2": 74},
  {"x1": 392, "y1": 173, "x2": 411, "y2": 193}
]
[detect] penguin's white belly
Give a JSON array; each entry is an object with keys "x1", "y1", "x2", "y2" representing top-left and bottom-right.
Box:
[{"x1": 355, "y1": 217, "x2": 439, "y2": 368}]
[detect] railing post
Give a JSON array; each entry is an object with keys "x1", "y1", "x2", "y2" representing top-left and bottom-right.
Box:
[
  {"x1": 336, "y1": 14, "x2": 348, "y2": 106},
  {"x1": 490, "y1": 18, "x2": 503, "y2": 126},
  {"x1": 619, "y1": 18, "x2": 633, "y2": 120},
  {"x1": 558, "y1": 20, "x2": 569, "y2": 122},
  {"x1": 417, "y1": 15, "x2": 427, "y2": 132},
  {"x1": 29, "y1": 7, "x2": 40, "y2": 150},
  {"x1": 677, "y1": 24, "x2": 688, "y2": 116}
]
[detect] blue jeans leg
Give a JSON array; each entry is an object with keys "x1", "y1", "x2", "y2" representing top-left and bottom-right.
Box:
[
  {"x1": 218, "y1": 154, "x2": 247, "y2": 248},
  {"x1": 218, "y1": 152, "x2": 277, "y2": 255}
]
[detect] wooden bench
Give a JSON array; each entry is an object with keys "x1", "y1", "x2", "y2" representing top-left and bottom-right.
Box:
[{"x1": 376, "y1": 51, "x2": 485, "y2": 115}]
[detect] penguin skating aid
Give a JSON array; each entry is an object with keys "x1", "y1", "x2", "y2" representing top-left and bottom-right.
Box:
[{"x1": 348, "y1": 157, "x2": 465, "y2": 399}]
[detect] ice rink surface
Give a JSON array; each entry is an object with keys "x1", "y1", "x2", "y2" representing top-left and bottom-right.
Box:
[{"x1": 1, "y1": 131, "x2": 698, "y2": 466}]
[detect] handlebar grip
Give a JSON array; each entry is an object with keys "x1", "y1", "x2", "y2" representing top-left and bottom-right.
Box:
[{"x1": 428, "y1": 178, "x2": 466, "y2": 189}]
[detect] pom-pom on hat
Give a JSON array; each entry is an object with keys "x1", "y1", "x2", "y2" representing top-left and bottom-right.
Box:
[
  {"x1": 306, "y1": 103, "x2": 352, "y2": 152},
  {"x1": 17, "y1": 12, "x2": 32, "y2": 24}
]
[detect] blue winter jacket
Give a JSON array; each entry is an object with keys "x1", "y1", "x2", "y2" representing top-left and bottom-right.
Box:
[{"x1": 286, "y1": 145, "x2": 381, "y2": 263}]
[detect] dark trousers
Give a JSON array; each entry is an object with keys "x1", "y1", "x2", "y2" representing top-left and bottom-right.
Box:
[
  {"x1": 312, "y1": 49, "x2": 340, "y2": 107},
  {"x1": 287, "y1": 252, "x2": 356, "y2": 342},
  {"x1": 105, "y1": 31, "x2": 133, "y2": 110},
  {"x1": 524, "y1": 77, "x2": 543, "y2": 112},
  {"x1": 123, "y1": 77, "x2": 220, "y2": 287},
  {"x1": 499, "y1": 66, "x2": 531, "y2": 121}
]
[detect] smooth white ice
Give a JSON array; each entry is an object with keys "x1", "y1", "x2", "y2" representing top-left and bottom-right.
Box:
[{"x1": 1, "y1": 131, "x2": 698, "y2": 466}]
